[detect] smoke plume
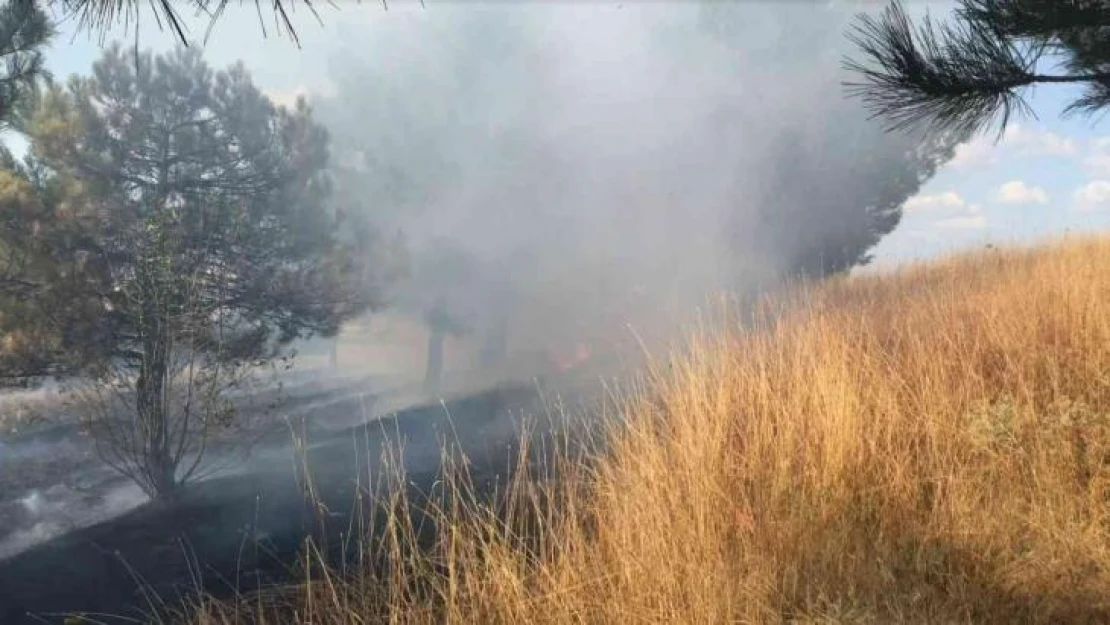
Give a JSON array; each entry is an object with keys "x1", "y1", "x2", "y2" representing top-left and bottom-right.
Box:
[{"x1": 311, "y1": 1, "x2": 951, "y2": 371}]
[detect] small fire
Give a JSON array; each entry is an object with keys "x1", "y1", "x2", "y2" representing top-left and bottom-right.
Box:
[{"x1": 551, "y1": 341, "x2": 592, "y2": 371}]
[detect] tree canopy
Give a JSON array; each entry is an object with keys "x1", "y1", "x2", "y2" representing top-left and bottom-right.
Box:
[
  {"x1": 18, "y1": 44, "x2": 385, "y2": 366},
  {"x1": 844, "y1": 0, "x2": 1110, "y2": 138}
]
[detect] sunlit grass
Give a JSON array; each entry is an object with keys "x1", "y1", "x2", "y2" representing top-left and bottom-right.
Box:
[{"x1": 189, "y1": 235, "x2": 1110, "y2": 624}]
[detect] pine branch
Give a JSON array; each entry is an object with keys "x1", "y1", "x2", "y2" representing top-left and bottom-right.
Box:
[
  {"x1": 843, "y1": 1, "x2": 1041, "y2": 138},
  {"x1": 844, "y1": 0, "x2": 1110, "y2": 137},
  {"x1": 50, "y1": 0, "x2": 342, "y2": 48},
  {"x1": 959, "y1": 0, "x2": 1110, "y2": 42}
]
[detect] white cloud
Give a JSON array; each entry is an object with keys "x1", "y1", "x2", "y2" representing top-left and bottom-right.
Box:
[
  {"x1": 1073, "y1": 181, "x2": 1110, "y2": 212},
  {"x1": 995, "y1": 180, "x2": 1049, "y2": 205},
  {"x1": 951, "y1": 138, "x2": 998, "y2": 168},
  {"x1": 1083, "y1": 137, "x2": 1110, "y2": 178},
  {"x1": 903, "y1": 191, "x2": 986, "y2": 229},
  {"x1": 949, "y1": 124, "x2": 1078, "y2": 169},
  {"x1": 902, "y1": 191, "x2": 986, "y2": 229},
  {"x1": 1083, "y1": 153, "x2": 1110, "y2": 178},
  {"x1": 903, "y1": 191, "x2": 966, "y2": 213},
  {"x1": 1004, "y1": 124, "x2": 1078, "y2": 157},
  {"x1": 935, "y1": 215, "x2": 988, "y2": 230}
]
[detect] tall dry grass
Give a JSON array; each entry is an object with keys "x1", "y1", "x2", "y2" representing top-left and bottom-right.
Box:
[{"x1": 190, "y1": 236, "x2": 1110, "y2": 624}]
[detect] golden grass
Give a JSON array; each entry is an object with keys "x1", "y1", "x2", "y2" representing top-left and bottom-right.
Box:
[{"x1": 190, "y1": 235, "x2": 1110, "y2": 624}]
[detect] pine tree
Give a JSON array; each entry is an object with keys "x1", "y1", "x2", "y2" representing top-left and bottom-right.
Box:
[{"x1": 3, "y1": 44, "x2": 397, "y2": 497}]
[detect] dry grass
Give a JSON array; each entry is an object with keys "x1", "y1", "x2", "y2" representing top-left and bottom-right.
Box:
[{"x1": 189, "y1": 235, "x2": 1110, "y2": 624}]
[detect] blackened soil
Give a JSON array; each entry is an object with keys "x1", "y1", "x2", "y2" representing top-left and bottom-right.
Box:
[{"x1": 0, "y1": 383, "x2": 555, "y2": 624}]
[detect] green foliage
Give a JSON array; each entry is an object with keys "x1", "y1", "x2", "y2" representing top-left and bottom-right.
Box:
[
  {"x1": 0, "y1": 142, "x2": 103, "y2": 384},
  {"x1": 0, "y1": 0, "x2": 52, "y2": 130},
  {"x1": 845, "y1": 0, "x2": 1110, "y2": 137}
]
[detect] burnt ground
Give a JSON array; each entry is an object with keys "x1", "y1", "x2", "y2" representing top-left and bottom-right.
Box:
[
  {"x1": 0, "y1": 374, "x2": 396, "y2": 560},
  {"x1": 0, "y1": 380, "x2": 584, "y2": 624}
]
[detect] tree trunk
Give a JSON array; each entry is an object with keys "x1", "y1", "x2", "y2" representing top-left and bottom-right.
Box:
[
  {"x1": 480, "y1": 309, "x2": 509, "y2": 369},
  {"x1": 136, "y1": 325, "x2": 178, "y2": 499},
  {"x1": 425, "y1": 326, "x2": 445, "y2": 396}
]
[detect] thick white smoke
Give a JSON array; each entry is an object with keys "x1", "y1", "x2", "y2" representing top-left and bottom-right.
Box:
[{"x1": 311, "y1": 2, "x2": 954, "y2": 370}]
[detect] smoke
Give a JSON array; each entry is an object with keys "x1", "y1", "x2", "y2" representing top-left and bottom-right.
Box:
[
  {"x1": 0, "y1": 481, "x2": 146, "y2": 559},
  {"x1": 309, "y1": 1, "x2": 949, "y2": 371}
]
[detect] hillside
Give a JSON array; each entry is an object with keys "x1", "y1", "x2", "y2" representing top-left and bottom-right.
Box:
[{"x1": 190, "y1": 236, "x2": 1110, "y2": 624}]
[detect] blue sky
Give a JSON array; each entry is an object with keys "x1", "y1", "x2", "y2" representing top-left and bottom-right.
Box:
[
  {"x1": 867, "y1": 79, "x2": 1110, "y2": 267},
  {"x1": 20, "y1": 2, "x2": 1110, "y2": 269}
]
